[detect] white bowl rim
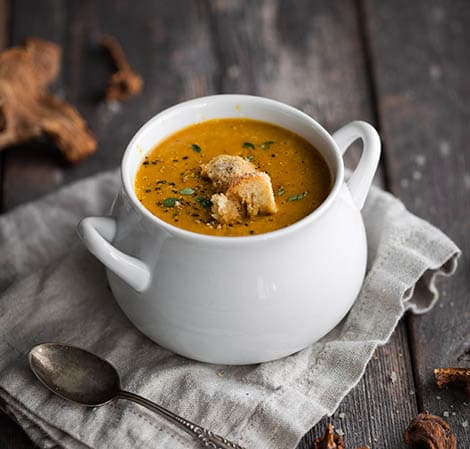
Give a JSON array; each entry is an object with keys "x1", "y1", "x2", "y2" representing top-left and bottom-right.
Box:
[{"x1": 121, "y1": 94, "x2": 345, "y2": 245}]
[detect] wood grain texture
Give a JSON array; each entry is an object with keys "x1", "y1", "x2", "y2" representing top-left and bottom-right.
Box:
[
  {"x1": 0, "y1": 0, "x2": 9, "y2": 50},
  {"x1": 207, "y1": 2, "x2": 417, "y2": 448},
  {"x1": 363, "y1": 0, "x2": 470, "y2": 446},
  {"x1": 0, "y1": 0, "x2": 10, "y2": 213},
  {"x1": 210, "y1": 0, "x2": 373, "y2": 129}
]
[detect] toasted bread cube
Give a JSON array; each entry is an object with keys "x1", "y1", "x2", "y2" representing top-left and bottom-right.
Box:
[
  {"x1": 227, "y1": 172, "x2": 277, "y2": 216},
  {"x1": 211, "y1": 193, "x2": 243, "y2": 224},
  {"x1": 201, "y1": 155, "x2": 256, "y2": 191}
]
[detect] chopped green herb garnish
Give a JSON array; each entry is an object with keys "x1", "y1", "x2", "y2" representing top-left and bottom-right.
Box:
[
  {"x1": 191, "y1": 143, "x2": 202, "y2": 153},
  {"x1": 180, "y1": 187, "x2": 195, "y2": 195},
  {"x1": 260, "y1": 140, "x2": 275, "y2": 149},
  {"x1": 196, "y1": 196, "x2": 212, "y2": 208},
  {"x1": 287, "y1": 191, "x2": 309, "y2": 202},
  {"x1": 162, "y1": 197, "x2": 177, "y2": 207},
  {"x1": 242, "y1": 142, "x2": 255, "y2": 149},
  {"x1": 277, "y1": 186, "x2": 285, "y2": 196},
  {"x1": 244, "y1": 155, "x2": 255, "y2": 162}
]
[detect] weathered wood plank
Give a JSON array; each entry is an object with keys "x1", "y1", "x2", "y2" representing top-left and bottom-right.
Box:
[
  {"x1": 211, "y1": 0, "x2": 373, "y2": 128},
  {"x1": 2, "y1": 0, "x2": 217, "y2": 209},
  {"x1": 363, "y1": 0, "x2": 470, "y2": 446},
  {"x1": 208, "y1": 1, "x2": 417, "y2": 448},
  {"x1": 0, "y1": 0, "x2": 8, "y2": 50},
  {"x1": 0, "y1": 0, "x2": 10, "y2": 213}
]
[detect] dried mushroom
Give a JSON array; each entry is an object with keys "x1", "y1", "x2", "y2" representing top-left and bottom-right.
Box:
[
  {"x1": 0, "y1": 38, "x2": 96, "y2": 162},
  {"x1": 403, "y1": 411, "x2": 457, "y2": 449},
  {"x1": 100, "y1": 35, "x2": 143, "y2": 102},
  {"x1": 313, "y1": 423, "x2": 345, "y2": 449},
  {"x1": 435, "y1": 367, "x2": 470, "y2": 398}
]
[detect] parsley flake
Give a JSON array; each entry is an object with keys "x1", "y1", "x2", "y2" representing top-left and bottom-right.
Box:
[
  {"x1": 196, "y1": 196, "x2": 212, "y2": 208},
  {"x1": 179, "y1": 187, "x2": 195, "y2": 195},
  {"x1": 191, "y1": 143, "x2": 202, "y2": 153},
  {"x1": 162, "y1": 197, "x2": 177, "y2": 207},
  {"x1": 242, "y1": 142, "x2": 255, "y2": 149},
  {"x1": 287, "y1": 191, "x2": 309, "y2": 202},
  {"x1": 260, "y1": 140, "x2": 275, "y2": 149}
]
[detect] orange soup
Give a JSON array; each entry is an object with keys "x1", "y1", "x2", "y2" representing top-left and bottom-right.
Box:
[{"x1": 134, "y1": 118, "x2": 332, "y2": 236}]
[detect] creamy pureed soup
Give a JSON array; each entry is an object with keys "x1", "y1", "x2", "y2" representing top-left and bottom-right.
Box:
[{"x1": 134, "y1": 118, "x2": 332, "y2": 237}]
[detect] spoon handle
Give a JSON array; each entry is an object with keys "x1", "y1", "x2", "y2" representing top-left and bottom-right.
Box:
[{"x1": 118, "y1": 390, "x2": 246, "y2": 449}]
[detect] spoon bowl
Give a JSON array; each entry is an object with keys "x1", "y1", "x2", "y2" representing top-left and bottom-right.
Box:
[{"x1": 29, "y1": 343, "x2": 120, "y2": 406}]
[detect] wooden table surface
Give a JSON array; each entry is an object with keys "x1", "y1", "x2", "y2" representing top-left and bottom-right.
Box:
[{"x1": 0, "y1": 1, "x2": 469, "y2": 448}]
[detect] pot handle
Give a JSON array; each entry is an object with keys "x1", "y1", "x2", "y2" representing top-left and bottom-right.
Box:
[
  {"x1": 77, "y1": 217, "x2": 151, "y2": 292},
  {"x1": 332, "y1": 120, "x2": 381, "y2": 210}
]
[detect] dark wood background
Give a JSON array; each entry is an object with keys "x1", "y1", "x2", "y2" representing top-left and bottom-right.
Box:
[{"x1": 0, "y1": 1, "x2": 469, "y2": 448}]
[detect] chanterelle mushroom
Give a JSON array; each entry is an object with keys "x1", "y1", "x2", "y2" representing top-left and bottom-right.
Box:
[{"x1": 0, "y1": 38, "x2": 96, "y2": 162}]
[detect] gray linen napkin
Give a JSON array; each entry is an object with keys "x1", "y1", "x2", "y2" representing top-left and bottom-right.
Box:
[{"x1": 0, "y1": 170, "x2": 460, "y2": 449}]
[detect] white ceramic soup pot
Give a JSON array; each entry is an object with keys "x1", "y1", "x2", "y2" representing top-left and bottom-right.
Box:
[{"x1": 78, "y1": 95, "x2": 381, "y2": 365}]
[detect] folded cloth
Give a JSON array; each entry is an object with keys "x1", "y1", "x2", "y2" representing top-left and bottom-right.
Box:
[{"x1": 0, "y1": 170, "x2": 460, "y2": 449}]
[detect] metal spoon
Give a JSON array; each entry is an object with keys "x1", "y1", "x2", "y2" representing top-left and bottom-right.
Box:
[{"x1": 29, "y1": 343, "x2": 245, "y2": 449}]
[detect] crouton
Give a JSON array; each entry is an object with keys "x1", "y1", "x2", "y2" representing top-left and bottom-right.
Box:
[
  {"x1": 226, "y1": 172, "x2": 278, "y2": 216},
  {"x1": 202, "y1": 154, "x2": 278, "y2": 225},
  {"x1": 211, "y1": 193, "x2": 243, "y2": 224},
  {"x1": 201, "y1": 155, "x2": 256, "y2": 191}
]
